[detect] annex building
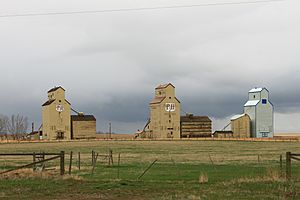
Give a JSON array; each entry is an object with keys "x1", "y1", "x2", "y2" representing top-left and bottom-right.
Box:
[
  {"x1": 218, "y1": 87, "x2": 274, "y2": 139},
  {"x1": 180, "y1": 114, "x2": 212, "y2": 138}
]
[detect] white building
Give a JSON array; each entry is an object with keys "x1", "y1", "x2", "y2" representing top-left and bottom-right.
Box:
[{"x1": 244, "y1": 87, "x2": 274, "y2": 138}]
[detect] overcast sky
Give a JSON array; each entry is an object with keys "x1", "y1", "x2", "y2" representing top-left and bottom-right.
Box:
[{"x1": 0, "y1": 0, "x2": 299, "y2": 133}]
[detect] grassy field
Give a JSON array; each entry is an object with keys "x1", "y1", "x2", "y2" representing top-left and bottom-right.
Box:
[{"x1": 1, "y1": 140, "x2": 300, "y2": 199}]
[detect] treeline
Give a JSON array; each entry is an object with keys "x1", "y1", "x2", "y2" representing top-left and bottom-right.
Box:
[{"x1": 0, "y1": 114, "x2": 28, "y2": 140}]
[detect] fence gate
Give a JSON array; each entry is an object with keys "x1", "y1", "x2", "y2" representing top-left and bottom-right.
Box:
[
  {"x1": 286, "y1": 152, "x2": 300, "y2": 180},
  {"x1": 0, "y1": 151, "x2": 65, "y2": 176}
]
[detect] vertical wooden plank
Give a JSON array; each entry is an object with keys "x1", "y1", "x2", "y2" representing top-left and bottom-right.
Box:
[
  {"x1": 78, "y1": 152, "x2": 81, "y2": 171},
  {"x1": 69, "y1": 151, "x2": 73, "y2": 175},
  {"x1": 208, "y1": 154, "x2": 216, "y2": 170},
  {"x1": 108, "y1": 150, "x2": 111, "y2": 166},
  {"x1": 42, "y1": 152, "x2": 45, "y2": 171},
  {"x1": 280, "y1": 155, "x2": 283, "y2": 177},
  {"x1": 92, "y1": 153, "x2": 99, "y2": 174},
  {"x1": 92, "y1": 151, "x2": 94, "y2": 166},
  {"x1": 117, "y1": 153, "x2": 121, "y2": 179},
  {"x1": 60, "y1": 151, "x2": 65, "y2": 175},
  {"x1": 33, "y1": 152, "x2": 36, "y2": 171},
  {"x1": 286, "y1": 152, "x2": 291, "y2": 180},
  {"x1": 110, "y1": 149, "x2": 114, "y2": 165}
]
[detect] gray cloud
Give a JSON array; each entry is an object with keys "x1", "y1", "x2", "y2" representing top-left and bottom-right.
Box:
[{"x1": 0, "y1": 0, "x2": 299, "y2": 133}]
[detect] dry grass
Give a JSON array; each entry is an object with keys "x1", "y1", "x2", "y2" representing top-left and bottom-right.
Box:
[
  {"x1": 222, "y1": 167, "x2": 283, "y2": 186},
  {"x1": 0, "y1": 140, "x2": 300, "y2": 165},
  {"x1": 96, "y1": 134, "x2": 134, "y2": 140},
  {"x1": 227, "y1": 176, "x2": 285, "y2": 185},
  {"x1": 198, "y1": 173, "x2": 209, "y2": 184},
  {"x1": 0, "y1": 169, "x2": 54, "y2": 179},
  {"x1": 1, "y1": 140, "x2": 300, "y2": 200},
  {"x1": 0, "y1": 168, "x2": 83, "y2": 181},
  {"x1": 266, "y1": 167, "x2": 282, "y2": 181},
  {"x1": 0, "y1": 192, "x2": 6, "y2": 198}
]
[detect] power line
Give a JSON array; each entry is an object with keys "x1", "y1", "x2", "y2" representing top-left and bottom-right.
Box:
[{"x1": 0, "y1": 0, "x2": 286, "y2": 18}]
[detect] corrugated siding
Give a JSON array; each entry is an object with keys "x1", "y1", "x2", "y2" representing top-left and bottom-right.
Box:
[
  {"x1": 181, "y1": 121, "x2": 212, "y2": 138},
  {"x1": 256, "y1": 100, "x2": 273, "y2": 138},
  {"x1": 244, "y1": 106, "x2": 256, "y2": 137}
]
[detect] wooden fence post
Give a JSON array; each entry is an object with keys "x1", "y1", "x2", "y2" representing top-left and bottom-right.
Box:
[
  {"x1": 280, "y1": 155, "x2": 283, "y2": 177},
  {"x1": 69, "y1": 151, "x2": 73, "y2": 175},
  {"x1": 111, "y1": 150, "x2": 114, "y2": 165},
  {"x1": 108, "y1": 151, "x2": 110, "y2": 166},
  {"x1": 0, "y1": 155, "x2": 61, "y2": 175},
  {"x1": 117, "y1": 153, "x2": 121, "y2": 179},
  {"x1": 92, "y1": 153, "x2": 99, "y2": 174},
  {"x1": 286, "y1": 152, "x2": 291, "y2": 180},
  {"x1": 108, "y1": 149, "x2": 113, "y2": 166},
  {"x1": 33, "y1": 152, "x2": 36, "y2": 171},
  {"x1": 208, "y1": 154, "x2": 216, "y2": 170},
  {"x1": 41, "y1": 152, "x2": 45, "y2": 171},
  {"x1": 60, "y1": 151, "x2": 65, "y2": 175},
  {"x1": 78, "y1": 152, "x2": 81, "y2": 171},
  {"x1": 92, "y1": 151, "x2": 94, "y2": 166}
]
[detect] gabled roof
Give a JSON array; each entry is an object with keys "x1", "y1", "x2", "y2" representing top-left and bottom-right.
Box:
[
  {"x1": 143, "y1": 119, "x2": 151, "y2": 131},
  {"x1": 181, "y1": 115, "x2": 211, "y2": 122},
  {"x1": 213, "y1": 131, "x2": 233, "y2": 135},
  {"x1": 42, "y1": 99, "x2": 71, "y2": 106},
  {"x1": 150, "y1": 97, "x2": 165, "y2": 104},
  {"x1": 48, "y1": 86, "x2": 65, "y2": 93},
  {"x1": 230, "y1": 113, "x2": 248, "y2": 120},
  {"x1": 42, "y1": 99, "x2": 55, "y2": 106},
  {"x1": 150, "y1": 96, "x2": 180, "y2": 104},
  {"x1": 244, "y1": 100, "x2": 260, "y2": 107},
  {"x1": 155, "y1": 83, "x2": 175, "y2": 90},
  {"x1": 174, "y1": 97, "x2": 181, "y2": 103},
  {"x1": 249, "y1": 87, "x2": 269, "y2": 93},
  {"x1": 65, "y1": 99, "x2": 71, "y2": 105}
]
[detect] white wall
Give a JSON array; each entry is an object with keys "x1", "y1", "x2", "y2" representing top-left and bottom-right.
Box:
[{"x1": 256, "y1": 100, "x2": 273, "y2": 138}]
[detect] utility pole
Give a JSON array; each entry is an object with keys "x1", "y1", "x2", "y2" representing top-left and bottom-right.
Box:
[
  {"x1": 32, "y1": 122, "x2": 34, "y2": 134},
  {"x1": 109, "y1": 123, "x2": 112, "y2": 139}
]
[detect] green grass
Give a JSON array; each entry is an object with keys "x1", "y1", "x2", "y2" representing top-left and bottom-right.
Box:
[{"x1": 1, "y1": 140, "x2": 300, "y2": 199}]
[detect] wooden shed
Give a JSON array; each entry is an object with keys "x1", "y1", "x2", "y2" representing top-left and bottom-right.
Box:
[
  {"x1": 230, "y1": 114, "x2": 251, "y2": 138},
  {"x1": 180, "y1": 114, "x2": 212, "y2": 138},
  {"x1": 71, "y1": 115, "x2": 96, "y2": 139},
  {"x1": 213, "y1": 131, "x2": 233, "y2": 138}
]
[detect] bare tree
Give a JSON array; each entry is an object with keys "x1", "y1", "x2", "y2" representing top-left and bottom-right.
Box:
[
  {"x1": 6, "y1": 114, "x2": 28, "y2": 139},
  {"x1": 0, "y1": 115, "x2": 8, "y2": 134}
]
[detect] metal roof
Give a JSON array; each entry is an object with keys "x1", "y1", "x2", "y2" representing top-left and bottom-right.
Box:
[
  {"x1": 181, "y1": 115, "x2": 211, "y2": 122},
  {"x1": 150, "y1": 97, "x2": 165, "y2": 104},
  {"x1": 42, "y1": 99, "x2": 71, "y2": 106},
  {"x1": 155, "y1": 83, "x2": 175, "y2": 89},
  {"x1": 249, "y1": 87, "x2": 263, "y2": 93},
  {"x1": 48, "y1": 86, "x2": 65, "y2": 93},
  {"x1": 230, "y1": 114, "x2": 246, "y2": 120},
  {"x1": 244, "y1": 100, "x2": 260, "y2": 107},
  {"x1": 213, "y1": 131, "x2": 233, "y2": 135},
  {"x1": 42, "y1": 99, "x2": 55, "y2": 106}
]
